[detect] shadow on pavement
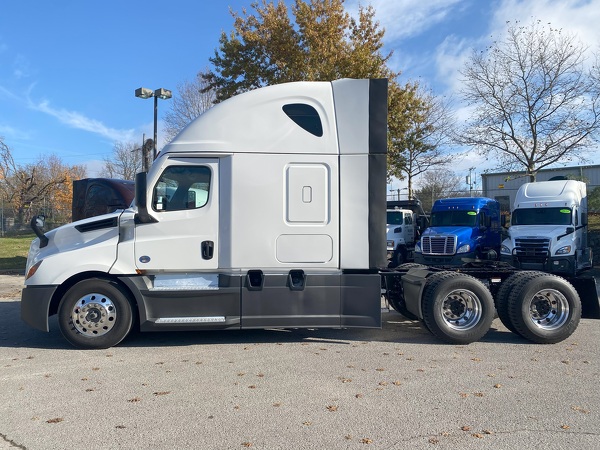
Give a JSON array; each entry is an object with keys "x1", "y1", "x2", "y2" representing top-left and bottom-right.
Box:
[{"x1": 0, "y1": 299, "x2": 532, "y2": 350}]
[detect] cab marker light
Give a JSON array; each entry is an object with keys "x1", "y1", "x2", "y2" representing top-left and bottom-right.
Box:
[{"x1": 26, "y1": 261, "x2": 43, "y2": 280}]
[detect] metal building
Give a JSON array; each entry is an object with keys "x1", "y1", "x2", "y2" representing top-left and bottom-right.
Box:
[{"x1": 481, "y1": 164, "x2": 600, "y2": 213}]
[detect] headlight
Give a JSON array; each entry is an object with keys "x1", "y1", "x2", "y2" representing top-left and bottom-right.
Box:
[
  {"x1": 456, "y1": 244, "x2": 471, "y2": 254},
  {"x1": 501, "y1": 245, "x2": 511, "y2": 255},
  {"x1": 555, "y1": 245, "x2": 572, "y2": 255},
  {"x1": 387, "y1": 240, "x2": 394, "y2": 249}
]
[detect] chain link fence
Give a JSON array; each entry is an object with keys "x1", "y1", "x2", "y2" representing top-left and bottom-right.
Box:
[{"x1": 0, "y1": 201, "x2": 71, "y2": 236}]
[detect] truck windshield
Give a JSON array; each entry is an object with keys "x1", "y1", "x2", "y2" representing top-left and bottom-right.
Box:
[
  {"x1": 511, "y1": 207, "x2": 572, "y2": 226},
  {"x1": 387, "y1": 211, "x2": 403, "y2": 225},
  {"x1": 430, "y1": 210, "x2": 477, "y2": 227}
]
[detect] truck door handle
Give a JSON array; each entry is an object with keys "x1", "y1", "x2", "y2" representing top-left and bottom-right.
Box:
[{"x1": 201, "y1": 241, "x2": 214, "y2": 260}]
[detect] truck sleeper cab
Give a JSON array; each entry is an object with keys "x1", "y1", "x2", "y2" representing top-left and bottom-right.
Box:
[
  {"x1": 22, "y1": 81, "x2": 598, "y2": 350},
  {"x1": 21, "y1": 78, "x2": 389, "y2": 349},
  {"x1": 500, "y1": 180, "x2": 592, "y2": 276}
]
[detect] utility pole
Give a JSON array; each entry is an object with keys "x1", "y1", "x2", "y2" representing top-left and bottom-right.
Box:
[
  {"x1": 142, "y1": 136, "x2": 154, "y2": 172},
  {"x1": 466, "y1": 167, "x2": 476, "y2": 197}
]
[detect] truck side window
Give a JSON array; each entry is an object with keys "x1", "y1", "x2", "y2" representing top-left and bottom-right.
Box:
[{"x1": 152, "y1": 166, "x2": 211, "y2": 212}]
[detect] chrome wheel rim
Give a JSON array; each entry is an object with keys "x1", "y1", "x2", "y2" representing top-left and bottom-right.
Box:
[
  {"x1": 527, "y1": 288, "x2": 569, "y2": 330},
  {"x1": 70, "y1": 293, "x2": 117, "y2": 337},
  {"x1": 441, "y1": 289, "x2": 482, "y2": 331}
]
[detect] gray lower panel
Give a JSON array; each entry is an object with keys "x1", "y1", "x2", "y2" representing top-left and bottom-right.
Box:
[
  {"x1": 119, "y1": 271, "x2": 382, "y2": 331},
  {"x1": 241, "y1": 272, "x2": 381, "y2": 329},
  {"x1": 21, "y1": 285, "x2": 58, "y2": 332},
  {"x1": 119, "y1": 275, "x2": 241, "y2": 331},
  {"x1": 341, "y1": 273, "x2": 382, "y2": 328},
  {"x1": 241, "y1": 273, "x2": 341, "y2": 328}
]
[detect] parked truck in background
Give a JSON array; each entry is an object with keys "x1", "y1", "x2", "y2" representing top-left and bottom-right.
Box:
[
  {"x1": 72, "y1": 178, "x2": 135, "y2": 222},
  {"x1": 21, "y1": 79, "x2": 600, "y2": 349},
  {"x1": 414, "y1": 197, "x2": 502, "y2": 265},
  {"x1": 500, "y1": 179, "x2": 593, "y2": 276},
  {"x1": 386, "y1": 199, "x2": 429, "y2": 267},
  {"x1": 386, "y1": 207, "x2": 416, "y2": 266}
]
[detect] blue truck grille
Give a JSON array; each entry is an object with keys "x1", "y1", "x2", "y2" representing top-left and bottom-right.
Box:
[
  {"x1": 421, "y1": 236, "x2": 456, "y2": 255},
  {"x1": 514, "y1": 237, "x2": 550, "y2": 260}
]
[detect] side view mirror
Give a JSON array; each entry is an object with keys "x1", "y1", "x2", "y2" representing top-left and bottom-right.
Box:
[
  {"x1": 35, "y1": 215, "x2": 45, "y2": 229},
  {"x1": 135, "y1": 172, "x2": 157, "y2": 224},
  {"x1": 30, "y1": 214, "x2": 49, "y2": 248}
]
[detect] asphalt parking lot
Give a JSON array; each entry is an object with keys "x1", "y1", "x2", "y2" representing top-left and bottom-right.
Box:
[{"x1": 1, "y1": 274, "x2": 599, "y2": 449}]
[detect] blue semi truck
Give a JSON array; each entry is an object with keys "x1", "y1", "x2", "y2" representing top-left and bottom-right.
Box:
[{"x1": 414, "y1": 197, "x2": 502, "y2": 265}]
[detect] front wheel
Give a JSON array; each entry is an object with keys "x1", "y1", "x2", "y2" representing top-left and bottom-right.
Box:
[
  {"x1": 421, "y1": 272, "x2": 495, "y2": 344},
  {"x1": 507, "y1": 274, "x2": 581, "y2": 344},
  {"x1": 58, "y1": 278, "x2": 134, "y2": 349}
]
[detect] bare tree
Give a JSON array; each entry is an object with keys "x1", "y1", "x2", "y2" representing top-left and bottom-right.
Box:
[
  {"x1": 163, "y1": 70, "x2": 216, "y2": 143},
  {"x1": 388, "y1": 83, "x2": 456, "y2": 199},
  {"x1": 459, "y1": 21, "x2": 600, "y2": 181},
  {"x1": 413, "y1": 168, "x2": 466, "y2": 212},
  {"x1": 100, "y1": 141, "x2": 142, "y2": 180},
  {"x1": 0, "y1": 138, "x2": 86, "y2": 226}
]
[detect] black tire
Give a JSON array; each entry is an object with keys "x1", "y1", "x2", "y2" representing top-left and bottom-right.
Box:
[
  {"x1": 385, "y1": 263, "x2": 424, "y2": 319},
  {"x1": 422, "y1": 271, "x2": 495, "y2": 345},
  {"x1": 494, "y1": 271, "x2": 546, "y2": 335},
  {"x1": 507, "y1": 274, "x2": 581, "y2": 344},
  {"x1": 396, "y1": 263, "x2": 426, "y2": 270},
  {"x1": 388, "y1": 295, "x2": 418, "y2": 320},
  {"x1": 58, "y1": 278, "x2": 134, "y2": 349},
  {"x1": 395, "y1": 248, "x2": 406, "y2": 267}
]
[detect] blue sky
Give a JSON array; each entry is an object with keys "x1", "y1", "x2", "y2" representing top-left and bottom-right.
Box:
[{"x1": 1, "y1": 0, "x2": 599, "y2": 181}]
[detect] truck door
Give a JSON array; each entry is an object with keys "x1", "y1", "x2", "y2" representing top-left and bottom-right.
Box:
[
  {"x1": 134, "y1": 159, "x2": 219, "y2": 271},
  {"x1": 404, "y1": 212, "x2": 415, "y2": 244},
  {"x1": 478, "y1": 209, "x2": 496, "y2": 251}
]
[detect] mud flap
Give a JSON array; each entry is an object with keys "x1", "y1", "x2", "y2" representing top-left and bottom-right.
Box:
[{"x1": 399, "y1": 268, "x2": 435, "y2": 319}]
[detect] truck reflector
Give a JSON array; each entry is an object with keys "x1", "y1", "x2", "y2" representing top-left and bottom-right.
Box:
[{"x1": 155, "y1": 317, "x2": 226, "y2": 324}]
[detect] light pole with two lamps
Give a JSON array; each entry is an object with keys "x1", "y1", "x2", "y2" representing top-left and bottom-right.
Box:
[
  {"x1": 389, "y1": 187, "x2": 408, "y2": 201},
  {"x1": 134, "y1": 87, "x2": 172, "y2": 160}
]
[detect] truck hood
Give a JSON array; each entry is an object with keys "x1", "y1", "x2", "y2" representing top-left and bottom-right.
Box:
[
  {"x1": 507, "y1": 224, "x2": 573, "y2": 239},
  {"x1": 421, "y1": 226, "x2": 475, "y2": 239},
  {"x1": 386, "y1": 224, "x2": 404, "y2": 243},
  {"x1": 386, "y1": 224, "x2": 401, "y2": 234},
  {"x1": 25, "y1": 210, "x2": 129, "y2": 282}
]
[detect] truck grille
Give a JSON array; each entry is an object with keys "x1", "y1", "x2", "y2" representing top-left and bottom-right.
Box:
[
  {"x1": 421, "y1": 236, "x2": 457, "y2": 255},
  {"x1": 514, "y1": 237, "x2": 550, "y2": 261}
]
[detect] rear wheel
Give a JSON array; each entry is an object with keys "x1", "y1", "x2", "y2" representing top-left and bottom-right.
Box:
[
  {"x1": 507, "y1": 274, "x2": 581, "y2": 344},
  {"x1": 58, "y1": 278, "x2": 134, "y2": 349},
  {"x1": 494, "y1": 271, "x2": 545, "y2": 335},
  {"x1": 421, "y1": 272, "x2": 495, "y2": 344},
  {"x1": 386, "y1": 263, "x2": 427, "y2": 319},
  {"x1": 396, "y1": 263, "x2": 426, "y2": 270},
  {"x1": 388, "y1": 295, "x2": 418, "y2": 320}
]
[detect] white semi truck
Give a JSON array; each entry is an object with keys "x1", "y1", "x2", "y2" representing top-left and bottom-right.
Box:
[
  {"x1": 500, "y1": 180, "x2": 593, "y2": 276},
  {"x1": 21, "y1": 79, "x2": 600, "y2": 349},
  {"x1": 386, "y1": 207, "x2": 416, "y2": 266}
]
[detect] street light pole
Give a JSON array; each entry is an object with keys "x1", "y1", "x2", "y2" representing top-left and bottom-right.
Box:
[{"x1": 135, "y1": 87, "x2": 172, "y2": 160}]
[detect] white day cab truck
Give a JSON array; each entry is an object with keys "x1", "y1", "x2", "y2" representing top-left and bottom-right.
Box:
[
  {"x1": 385, "y1": 199, "x2": 429, "y2": 267},
  {"x1": 386, "y1": 207, "x2": 416, "y2": 266},
  {"x1": 21, "y1": 79, "x2": 600, "y2": 349}
]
